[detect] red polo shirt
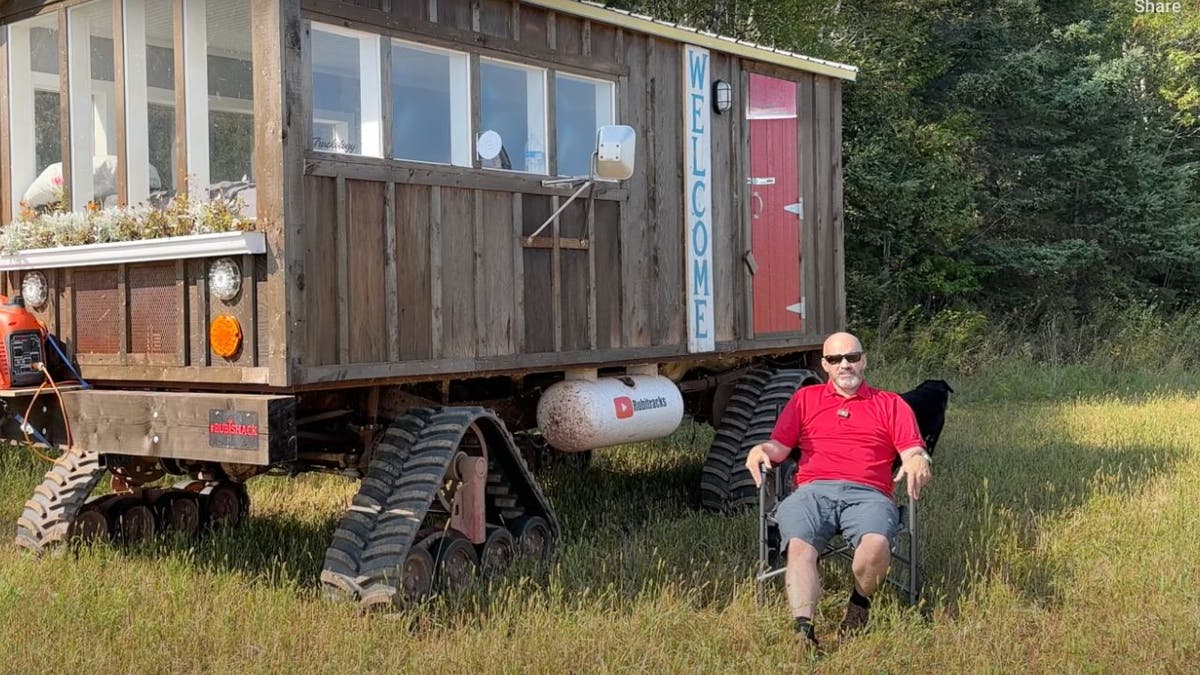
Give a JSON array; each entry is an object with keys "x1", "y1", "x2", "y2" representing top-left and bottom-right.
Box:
[{"x1": 769, "y1": 381, "x2": 924, "y2": 497}]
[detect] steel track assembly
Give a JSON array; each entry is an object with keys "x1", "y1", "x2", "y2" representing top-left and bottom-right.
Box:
[
  {"x1": 14, "y1": 450, "x2": 252, "y2": 553},
  {"x1": 320, "y1": 406, "x2": 559, "y2": 609}
]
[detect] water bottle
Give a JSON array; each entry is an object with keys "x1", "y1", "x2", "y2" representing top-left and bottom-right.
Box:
[{"x1": 524, "y1": 132, "x2": 545, "y2": 174}]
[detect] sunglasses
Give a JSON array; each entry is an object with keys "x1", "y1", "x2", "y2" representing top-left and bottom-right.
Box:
[{"x1": 823, "y1": 352, "x2": 863, "y2": 365}]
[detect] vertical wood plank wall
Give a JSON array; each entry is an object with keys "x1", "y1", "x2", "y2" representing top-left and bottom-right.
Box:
[
  {"x1": 287, "y1": 0, "x2": 847, "y2": 384},
  {"x1": 0, "y1": 0, "x2": 845, "y2": 387}
]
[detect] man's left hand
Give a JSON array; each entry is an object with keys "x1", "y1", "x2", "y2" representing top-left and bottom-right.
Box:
[{"x1": 894, "y1": 450, "x2": 932, "y2": 500}]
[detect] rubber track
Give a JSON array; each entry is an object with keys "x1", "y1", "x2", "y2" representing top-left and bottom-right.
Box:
[
  {"x1": 727, "y1": 369, "x2": 821, "y2": 510},
  {"x1": 699, "y1": 367, "x2": 773, "y2": 512},
  {"x1": 320, "y1": 406, "x2": 557, "y2": 607},
  {"x1": 13, "y1": 449, "x2": 107, "y2": 554}
]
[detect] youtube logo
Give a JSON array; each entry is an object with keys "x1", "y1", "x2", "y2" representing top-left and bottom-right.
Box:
[{"x1": 613, "y1": 396, "x2": 634, "y2": 419}]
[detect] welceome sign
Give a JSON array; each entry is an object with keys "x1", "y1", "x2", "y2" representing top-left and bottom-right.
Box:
[{"x1": 684, "y1": 44, "x2": 715, "y2": 353}]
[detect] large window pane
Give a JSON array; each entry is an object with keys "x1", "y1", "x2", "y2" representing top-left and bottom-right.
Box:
[
  {"x1": 311, "y1": 23, "x2": 381, "y2": 157},
  {"x1": 555, "y1": 72, "x2": 614, "y2": 177},
  {"x1": 125, "y1": 0, "x2": 175, "y2": 202},
  {"x1": 391, "y1": 40, "x2": 469, "y2": 166},
  {"x1": 68, "y1": 0, "x2": 119, "y2": 211},
  {"x1": 206, "y1": 0, "x2": 254, "y2": 185},
  {"x1": 480, "y1": 59, "x2": 546, "y2": 173},
  {"x1": 6, "y1": 12, "x2": 62, "y2": 218}
]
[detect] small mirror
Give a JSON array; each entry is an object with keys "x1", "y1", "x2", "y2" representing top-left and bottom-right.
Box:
[{"x1": 593, "y1": 125, "x2": 636, "y2": 181}]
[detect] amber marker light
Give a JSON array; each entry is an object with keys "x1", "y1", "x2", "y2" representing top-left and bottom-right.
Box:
[{"x1": 210, "y1": 314, "x2": 243, "y2": 359}]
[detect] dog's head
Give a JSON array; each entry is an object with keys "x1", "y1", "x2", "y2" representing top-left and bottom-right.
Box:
[{"x1": 915, "y1": 379, "x2": 954, "y2": 397}]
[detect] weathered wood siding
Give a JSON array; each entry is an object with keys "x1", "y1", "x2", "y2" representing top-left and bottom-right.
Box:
[
  {"x1": 0, "y1": 0, "x2": 846, "y2": 389},
  {"x1": 286, "y1": 0, "x2": 846, "y2": 387}
]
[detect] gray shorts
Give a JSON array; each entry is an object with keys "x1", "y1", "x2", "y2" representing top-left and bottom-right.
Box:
[{"x1": 776, "y1": 480, "x2": 899, "y2": 553}]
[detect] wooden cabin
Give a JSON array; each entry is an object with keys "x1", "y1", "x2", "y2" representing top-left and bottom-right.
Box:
[{"x1": 0, "y1": 0, "x2": 854, "y2": 398}]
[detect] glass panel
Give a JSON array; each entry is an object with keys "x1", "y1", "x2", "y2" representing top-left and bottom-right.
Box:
[
  {"x1": 207, "y1": 0, "x2": 254, "y2": 184},
  {"x1": 480, "y1": 59, "x2": 546, "y2": 173},
  {"x1": 391, "y1": 40, "x2": 469, "y2": 166},
  {"x1": 125, "y1": 0, "x2": 176, "y2": 202},
  {"x1": 6, "y1": 13, "x2": 62, "y2": 218},
  {"x1": 311, "y1": 24, "x2": 382, "y2": 157},
  {"x1": 68, "y1": 0, "x2": 118, "y2": 210},
  {"x1": 554, "y1": 72, "x2": 614, "y2": 177}
]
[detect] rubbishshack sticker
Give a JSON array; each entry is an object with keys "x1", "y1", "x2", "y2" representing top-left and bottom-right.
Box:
[{"x1": 209, "y1": 410, "x2": 260, "y2": 450}]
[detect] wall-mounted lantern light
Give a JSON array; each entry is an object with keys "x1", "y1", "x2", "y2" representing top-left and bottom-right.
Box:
[{"x1": 712, "y1": 79, "x2": 733, "y2": 114}]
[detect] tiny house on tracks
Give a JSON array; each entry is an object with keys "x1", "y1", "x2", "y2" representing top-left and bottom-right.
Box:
[{"x1": 0, "y1": 0, "x2": 855, "y2": 605}]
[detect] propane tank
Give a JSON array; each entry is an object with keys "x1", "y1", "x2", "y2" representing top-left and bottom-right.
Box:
[
  {"x1": 0, "y1": 295, "x2": 46, "y2": 389},
  {"x1": 536, "y1": 375, "x2": 684, "y2": 453}
]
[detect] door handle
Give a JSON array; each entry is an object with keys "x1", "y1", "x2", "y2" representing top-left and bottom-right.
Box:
[{"x1": 752, "y1": 193, "x2": 764, "y2": 219}]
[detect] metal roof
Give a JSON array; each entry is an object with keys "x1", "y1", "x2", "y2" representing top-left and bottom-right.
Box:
[{"x1": 522, "y1": 0, "x2": 858, "y2": 81}]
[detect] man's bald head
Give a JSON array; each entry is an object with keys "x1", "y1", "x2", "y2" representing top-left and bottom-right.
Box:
[
  {"x1": 823, "y1": 332, "x2": 863, "y2": 356},
  {"x1": 821, "y1": 332, "x2": 867, "y2": 396}
]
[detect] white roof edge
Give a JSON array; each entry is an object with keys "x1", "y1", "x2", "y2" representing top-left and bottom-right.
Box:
[{"x1": 522, "y1": 0, "x2": 859, "y2": 81}]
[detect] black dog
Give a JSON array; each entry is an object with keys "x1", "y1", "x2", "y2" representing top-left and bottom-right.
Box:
[{"x1": 899, "y1": 379, "x2": 953, "y2": 455}]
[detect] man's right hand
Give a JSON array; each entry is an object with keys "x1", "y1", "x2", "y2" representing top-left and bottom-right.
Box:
[{"x1": 745, "y1": 444, "x2": 774, "y2": 488}]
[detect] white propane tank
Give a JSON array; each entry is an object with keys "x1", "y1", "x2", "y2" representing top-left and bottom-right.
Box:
[{"x1": 536, "y1": 375, "x2": 684, "y2": 453}]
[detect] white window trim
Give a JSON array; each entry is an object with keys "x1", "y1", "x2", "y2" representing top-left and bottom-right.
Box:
[
  {"x1": 181, "y1": 0, "x2": 209, "y2": 196},
  {"x1": 311, "y1": 22, "x2": 383, "y2": 158},
  {"x1": 390, "y1": 37, "x2": 471, "y2": 168},
  {"x1": 554, "y1": 71, "x2": 616, "y2": 176},
  {"x1": 124, "y1": 0, "x2": 152, "y2": 204},
  {"x1": 7, "y1": 21, "x2": 44, "y2": 220},
  {"x1": 480, "y1": 57, "x2": 548, "y2": 175},
  {"x1": 67, "y1": 3, "x2": 99, "y2": 211},
  {"x1": 556, "y1": 70, "x2": 617, "y2": 129}
]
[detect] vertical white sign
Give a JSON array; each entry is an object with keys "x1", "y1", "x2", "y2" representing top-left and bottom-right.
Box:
[{"x1": 684, "y1": 45, "x2": 715, "y2": 353}]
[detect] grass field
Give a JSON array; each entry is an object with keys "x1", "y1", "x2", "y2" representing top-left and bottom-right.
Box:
[{"x1": 1, "y1": 367, "x2": 1199, "y2": 672}]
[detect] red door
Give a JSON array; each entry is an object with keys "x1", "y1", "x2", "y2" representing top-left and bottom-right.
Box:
[{"x1": 748, "y1": 73, "x2": 803, "y2": 335}]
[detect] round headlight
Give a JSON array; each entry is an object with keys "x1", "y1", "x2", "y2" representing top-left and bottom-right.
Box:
[
  {"x1": 209, "y1": 257, "x2": 242, "y2": 302},
  {"x1": 22, "y1": 271, "x2": 48, "y2": 309}
]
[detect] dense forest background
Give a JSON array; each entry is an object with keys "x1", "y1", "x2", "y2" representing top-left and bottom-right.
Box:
[{"x1": 607, "y1": 0, "x2": 1199, "y2": 357}]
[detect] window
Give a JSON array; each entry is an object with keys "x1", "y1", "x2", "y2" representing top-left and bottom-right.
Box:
[
  {"x1": 67, "y1": 0, "x2": 119, "y2": 211},
  {"x1": 205, "y1": 0, "x2": 255, "y2": 183},
  {"x1": 124, "y1": 0, "x2": 176, "y2": 202},
  {"x1": 555, "y1": 72, "x2": 614, "y2": 177},
  {"x1": 391, "y1": 39, "x2": 469, "y2": 166},
  {"x1": 480, "y1": 58, "x2": 547, "y2": 173},
  {"x1": 6, "y1": 12, "x2": 62, "y2": 219},
  {"x1": 310, "y1": 23, "x2": 382, "y2": 157}
]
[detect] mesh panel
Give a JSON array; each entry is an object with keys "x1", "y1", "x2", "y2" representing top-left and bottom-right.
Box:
[
  {"x1": 129, "y1": 263, "x2": 179, "y2": 354},
  {"x1": 74, "y1": 269, "x2": 120, "y2": 354}
]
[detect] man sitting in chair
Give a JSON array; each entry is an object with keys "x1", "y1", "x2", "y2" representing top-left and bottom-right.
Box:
[{"x1": 745, "y1": 331, "x2": 932, "y2": 647}]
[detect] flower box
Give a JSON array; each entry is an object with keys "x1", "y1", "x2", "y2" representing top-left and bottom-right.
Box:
[{"x1": 0, "y1": 230, "x2": 267, "y2": 271}]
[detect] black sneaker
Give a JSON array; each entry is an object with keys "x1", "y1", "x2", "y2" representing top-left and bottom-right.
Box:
[
  {"x1": 795, "y1": 628, "x2": 820, "y2": 650},
  {"x1": 838, "y1": 601, "x2": 870, "y2": 637}
]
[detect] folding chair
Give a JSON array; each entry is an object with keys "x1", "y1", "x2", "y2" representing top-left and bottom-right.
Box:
[{"x1": 755, "y1": 463, "x2": 922, "y2": 606}]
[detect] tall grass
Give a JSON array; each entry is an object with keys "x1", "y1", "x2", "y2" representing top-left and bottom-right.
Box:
[{"x1": 2, "y1": 356, "x2": 1200, "y2": 670}]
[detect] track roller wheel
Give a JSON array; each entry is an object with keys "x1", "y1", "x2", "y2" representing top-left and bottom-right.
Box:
[
  {"x1": 423, "y1": 533, "x2": 479, "y2": 590},
  {"x1": 146, "y1": 489, "x2": 202, "y2": 537},
  {"x1": 479, "y1": 527, "x2": 516, "y2": 577},
  {"x1": 70, "y1": 506, "x2": 111, "y2": 544},
  {"x1": 510, "y1": 515, "x2": 553, "y2": 563},
  {"x1": 400, "y1": 546, "x2": 435, "y2": 604},
  {"x1": 109, "y1": 497, "x2": 156, "y2": 546},
  {"x1": 200, "y1": 483, "x2": 249, "y2": 529}
]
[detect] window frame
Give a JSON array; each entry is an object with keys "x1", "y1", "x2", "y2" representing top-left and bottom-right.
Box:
[
  {"x1": 478, "y1": 55, "x2": 549, "y2": 175},
  {"x1": 552, "y1": 69, "x2": 616, "y2": 178},
  {"x1": 388, "y1": 36, "x2": 472, "y2": 168},
  {"x1": 309, "y1": 21, "x2": 383, "y2": 158}
]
